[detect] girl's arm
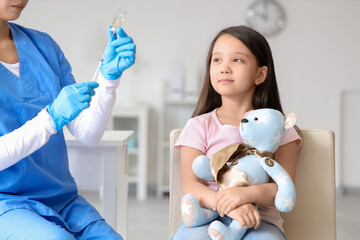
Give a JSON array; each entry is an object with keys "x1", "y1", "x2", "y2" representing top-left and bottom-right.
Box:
[
  {"x1": 215, "y1": 141, "x2": 298, "y2": 216},
  {"x1": 227, "y1": 203, "x2": 261, "y2": 229},
  {"x1": 181, "y1": 146, "x2": 217, "y2": 209}
]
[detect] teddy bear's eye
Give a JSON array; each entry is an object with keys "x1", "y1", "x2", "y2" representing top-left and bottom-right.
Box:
[{"x1": 254, "y1": 117, "x2": 258, "y2": 121}]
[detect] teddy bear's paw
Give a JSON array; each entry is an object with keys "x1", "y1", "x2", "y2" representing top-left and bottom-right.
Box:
[
  {"x1": 208, "y1": 221, "x2": 225, "y2": 240},
  {"x1": 208, "y1": 228, "x2": 225, "y2": 240},
  {"x1": 209, "y1": 220, "x2": 247, "y2": 240},
  {"x1": 182, "y1": 193, "x2": 219, "y2": 227},
  {"x1": 181, "y1": 194, "x2": 196, "y2": 227}
]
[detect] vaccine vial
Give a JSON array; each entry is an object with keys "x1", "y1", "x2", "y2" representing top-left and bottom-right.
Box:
[{"x1": 111, "y1": 9, "x2": 126, "y2": 32}]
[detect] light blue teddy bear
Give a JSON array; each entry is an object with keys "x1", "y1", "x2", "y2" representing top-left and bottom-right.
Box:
[{"x1": 181, "y1": 108, "x2": 298, "y2": 240}]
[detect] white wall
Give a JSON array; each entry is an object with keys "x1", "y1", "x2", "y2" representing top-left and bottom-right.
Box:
[{"x1": 17, "y1": 0, "x2": 360, "y2": 189}]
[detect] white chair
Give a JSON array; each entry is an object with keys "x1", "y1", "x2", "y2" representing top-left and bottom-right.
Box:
[{"x1": 169, "y1": 129, "x2": 336, "y2": 240}]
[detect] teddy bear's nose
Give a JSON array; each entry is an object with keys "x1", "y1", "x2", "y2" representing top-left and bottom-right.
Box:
[{"x1": 241, "y1": 118, "x2": 249, "y2": 123}]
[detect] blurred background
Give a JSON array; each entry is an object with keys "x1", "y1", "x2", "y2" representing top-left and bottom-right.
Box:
[{"x1": 16, "y1": 0, "x2": 360, "y2": 239}]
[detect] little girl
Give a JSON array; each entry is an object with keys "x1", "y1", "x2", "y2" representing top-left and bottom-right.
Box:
[{"x1": 173, "y1": 26, "x2": 302, "y2": 239}]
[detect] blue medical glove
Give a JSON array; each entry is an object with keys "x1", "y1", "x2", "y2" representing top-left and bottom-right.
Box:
[
  {"x1": 47, "y1": 82, "x2": 99, "y2": 130},
  {"x1": 100, "y1": 26, "x2": 136, "y2": 80}
]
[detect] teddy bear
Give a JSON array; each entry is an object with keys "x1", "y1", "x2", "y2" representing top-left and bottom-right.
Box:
[{"x1": 180, "y1": 108, "x2": 297, "y2": 240}]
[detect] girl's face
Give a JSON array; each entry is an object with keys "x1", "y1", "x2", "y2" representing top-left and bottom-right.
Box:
[
  {"x1": 210, "y1": 34, "x2": 267, "y2": 99},
  {"x1": 0, "y1": 0, "x2": 28, "y2": 21}
]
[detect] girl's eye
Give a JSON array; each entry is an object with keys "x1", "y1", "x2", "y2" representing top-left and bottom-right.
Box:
[
  {"x1": 212, "y1": 58, "x2": 221, "y2": 63},
  {"x1": 234, "y1": 59, "x2": 243, "y2": 63}
]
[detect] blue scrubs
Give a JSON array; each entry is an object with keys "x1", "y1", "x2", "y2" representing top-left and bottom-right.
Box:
[{"x1": 0, "y1": 23, "x2": 121, "y2": 239}]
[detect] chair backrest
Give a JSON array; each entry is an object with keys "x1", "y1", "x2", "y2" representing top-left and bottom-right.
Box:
[
  {"x1": 169, "y1": 128, "x2": 336, "y2": 240},
  {"x1": 169, "y1": 129, "x2": 183, "y2": 239}
]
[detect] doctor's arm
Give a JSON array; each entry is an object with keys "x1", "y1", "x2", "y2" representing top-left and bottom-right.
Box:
[
  {"x1": 67, "y1": 27, "x2": 135, "y2": 147},
  {"x1": 66, "y1": 75, "x2": 119, "y2": 147},
  {"x1": 0, "y1": 82, "x2": 98, "y2": 171},
  {"x1": 0, "y1": 109, "x2": 56, "y2": 171}
]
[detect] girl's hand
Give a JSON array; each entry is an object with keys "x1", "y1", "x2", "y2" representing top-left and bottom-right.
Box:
[
  {"x1": 213, "y1": 187, "x2": 250, "y2": 217},
  {"x1": 227, "y1": 203, "x2": 261, "y2": 229}
]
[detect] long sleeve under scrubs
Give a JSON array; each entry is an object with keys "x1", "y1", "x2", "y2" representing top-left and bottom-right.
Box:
[{"x1": 0, "y1": 23, "x2": 122, "y2": 239}]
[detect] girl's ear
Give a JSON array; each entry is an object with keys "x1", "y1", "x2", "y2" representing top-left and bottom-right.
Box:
[{"x1": 255, "y1": 66, "x2": 268, "y2": 85}]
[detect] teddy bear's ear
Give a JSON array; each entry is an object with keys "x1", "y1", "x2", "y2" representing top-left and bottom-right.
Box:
[{"x1": 284, "y1": 113, "x2": 297, "y2": 129}]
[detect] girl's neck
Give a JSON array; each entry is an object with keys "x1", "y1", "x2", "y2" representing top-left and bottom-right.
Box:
[{"x1": 216, "y1": 95, "x2": 254, "y2": 126}]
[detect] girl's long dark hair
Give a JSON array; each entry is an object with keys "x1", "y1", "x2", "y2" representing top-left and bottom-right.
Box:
[{"x1": 192, "y1": 26, "x2": 283, "y2": 117}]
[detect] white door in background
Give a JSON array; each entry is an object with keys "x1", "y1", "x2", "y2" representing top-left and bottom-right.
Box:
[{"x1": 341, "y1": 90, "x2": 360, "y2": 192}]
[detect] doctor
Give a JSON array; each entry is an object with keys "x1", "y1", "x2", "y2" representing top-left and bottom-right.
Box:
[{"x1": 0, "y1": 0, "x2": 135, "y2": 239}]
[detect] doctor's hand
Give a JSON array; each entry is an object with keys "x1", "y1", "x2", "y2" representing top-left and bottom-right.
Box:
[
  {"x1": 100, "y1": 26, "x2": 136, "y2": 80},
  {"x1": 47, "y1": 82, "x2": 99, "y2": 130}
]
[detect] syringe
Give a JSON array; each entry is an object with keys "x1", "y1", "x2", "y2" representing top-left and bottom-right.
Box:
[{"x1": 91, "y1": 9, "x2": 127, "y2": 82}]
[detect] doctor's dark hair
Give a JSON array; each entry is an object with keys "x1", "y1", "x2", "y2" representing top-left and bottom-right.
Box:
[{"x1": 192, "y1": 25, "x2": 284, "y2": 117}]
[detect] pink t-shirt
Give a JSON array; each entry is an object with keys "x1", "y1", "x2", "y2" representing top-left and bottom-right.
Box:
[{"x1": 175, "y1": 108, "x2": 303, "y2": 232}]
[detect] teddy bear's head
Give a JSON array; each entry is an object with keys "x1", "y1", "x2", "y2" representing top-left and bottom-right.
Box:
[{"x1": 239, "y1": 108, "x2": 297, "y2": 153}]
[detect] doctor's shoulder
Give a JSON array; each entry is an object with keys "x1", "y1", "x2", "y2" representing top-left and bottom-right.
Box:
[{"x1": 10, "y1": 23, "x2": 63, "y2": 58}]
